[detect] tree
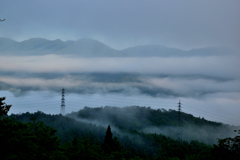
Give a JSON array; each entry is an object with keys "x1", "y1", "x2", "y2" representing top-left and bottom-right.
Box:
[
  {"x1": 104, "y1": 125, "x2": 113, "y2": 146},
  {"x1": 0, "y1": 97, "x2": 12, "y2": 116},
  {"x1": 0, "y1": 117, "x2": 63, "y2": 160},
  {"x1": 213, "y1": 130, "x2": 240, "y2": 160},
  {"x1": 103, "y1": 125, "x2": 121, "y2": 153}
]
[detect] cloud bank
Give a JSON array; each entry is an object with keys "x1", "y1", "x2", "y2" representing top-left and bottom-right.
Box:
[{"x1": 1, "y1": 55, "x2": 240, "y2": 98}]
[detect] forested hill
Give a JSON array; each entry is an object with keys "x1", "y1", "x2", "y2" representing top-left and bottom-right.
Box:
[
  {"x1": 10, "y1": 106, "x2": 236, "y2": 144},
  {"x1": 5, "y1": 106, "x2": 239, "y2": 159},
  {"x1": 67, "y1": 106, "x2": 236, "y2": 144},
  {"x1": 68, "y1": 106, "x2": 222, "y2": 128}
]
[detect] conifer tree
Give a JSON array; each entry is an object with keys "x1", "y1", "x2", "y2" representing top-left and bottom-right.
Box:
[
  {"x1": 103, "y1": 125, "x2": 121, "y2": 153},
  {"x1": 104, "y1": 125, "x2": 113, "y2": 146},
  {"x1": 103, "y1": 125, "x2": 113, "y2": 153}
]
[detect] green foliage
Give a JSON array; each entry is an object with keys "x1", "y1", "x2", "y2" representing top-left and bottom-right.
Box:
[
  {"x1": 10, "y1": 111, "x2": 106, "y2": 144},
  {"x1": 5, "y1": 106, "x2": 238, "y2": 159},
  {"x1": 212, "y1": 130, "x2": 240, "y2": 160},
  {"x1": 63, "y1": 138, "x2": 104, "y2": 159},
  {"x1": 0, "y1": 117, "x2": 62, "y2": 160},
  {"x1": 0, "y1": 97, "x2": 12, "y2": 116},
  {"x1": 73, "y1": 106, "x2": 223, "y2": 130},
  {"x1": 69, "y1": 106, "x2": 232, "y2": 144}
]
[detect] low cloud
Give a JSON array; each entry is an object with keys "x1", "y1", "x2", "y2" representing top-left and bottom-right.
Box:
[
  {"x1": 0, "y1": 76, "x2": 84, "y2": 88},
  {"x1": 0, "y1": 55, "x2": 240, "y2": 79},
  {"x1": 144, "y1": 77, "x2": 240, "y2": 97},
  {"x1": 1, "y1": 54, "x2": 240, "y2": 125},
  {"x1": 0, "y1": 54, "x2": 240, "y2": 98}
]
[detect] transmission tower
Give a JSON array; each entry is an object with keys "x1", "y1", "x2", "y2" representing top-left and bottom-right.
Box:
[
  {"x1": 61, "y1": 88, "x2": 65, "y2": 115},
  {"x1": 177, "y1": 100, "x2": 182, "y2": 140}
]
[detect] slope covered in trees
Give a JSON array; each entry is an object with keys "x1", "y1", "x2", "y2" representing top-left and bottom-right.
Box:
[
  {"x1": 67, "y1": 106, "x2": 236, "y2": 144},
  {"x1": 2, "y1": 111, "x2": 212, "y2": 159},
  {"x1": 1, "y1": 103, "x2": 239, "y2": 159}
]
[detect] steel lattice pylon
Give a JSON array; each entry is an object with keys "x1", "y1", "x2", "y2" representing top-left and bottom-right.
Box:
[{"x1": 61, "y1": 88, "x2": 65, "y2": 115}]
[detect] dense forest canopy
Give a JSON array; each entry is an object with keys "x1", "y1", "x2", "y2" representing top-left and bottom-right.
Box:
[
  {"x1": 0, "y1": 96, "x2": 238, "y2": 159},
  {"x1": 0, "y1": 97, "x2": 239, "y2": 159},
  {"x1": 67, "y1": 106, "x2": 235, "y2": 144}
]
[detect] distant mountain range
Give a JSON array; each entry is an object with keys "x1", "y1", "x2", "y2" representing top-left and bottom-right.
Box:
[{"x1": 0, "y1": 37, "x2": 231, "y2": 57}]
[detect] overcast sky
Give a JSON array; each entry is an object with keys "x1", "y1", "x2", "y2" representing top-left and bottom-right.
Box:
[{"x1": 0, "y1": 0, "x2": 239, "y2": 49}]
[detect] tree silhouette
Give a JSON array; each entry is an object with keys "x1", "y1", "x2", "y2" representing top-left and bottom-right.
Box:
[
  {"x1": 103, "y1": 125, "x2": 121, "y2": 153},
  {"x1": 104, "y1": 125, "x2": 113, "y2": 145},
  {"x1": 213, "y1": 130, "x2": 240, "y2": 160},
  {"x1": 0, "y1": 97, "x2": 12, "y2": 116}
]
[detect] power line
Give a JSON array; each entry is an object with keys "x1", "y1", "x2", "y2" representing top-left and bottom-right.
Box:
[
  {"x1": 3, "y1": 92, "x2": 240, "y2": 125},
  {"x1": 181, "y1": 103, "x2": 240, "y2": 124}
]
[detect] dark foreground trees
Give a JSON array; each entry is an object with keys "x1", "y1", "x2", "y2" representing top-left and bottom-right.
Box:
[
  {"x1": 0, "y1": 97, "x2": 12, "y2": 116},
  {"x1": 102, "y1": 125, "x2": 121, "y2": 153},
  {"x1": 1, "y1": 104, "x2": 239, "y2": 159},
  {"x1": 0, "y1": 116, "x2": 134, "y2": 160},
  {"x1": 0, "y1": 117, "x2": 64, "y2": 160},
  {"x1": 212, "y1": 130, "x2": 240, "y2": 160}
]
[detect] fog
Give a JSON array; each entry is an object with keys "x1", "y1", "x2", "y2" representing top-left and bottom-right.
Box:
[
  {"x1": 0, "y1": 54, "x2": 239, "y2": 126},
  {"x1": 140, "y1": 124, "x2": 236, "y2": 144},
  {"x1": 0, "y1": 55, "x2": 239, "y2": 78},
  {"x1": 65, "y1": 106, "x2": 238, "y2": 144}
]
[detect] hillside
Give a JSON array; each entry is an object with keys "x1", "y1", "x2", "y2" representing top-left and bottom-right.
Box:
[
  {"x1": 67, "y1": 106, "x2": 236, "y2": 144},
  {"x1": 4, "y1": 106, "x2": 239, "y2": 159},
  {"x1": 11, "y1": 106, "x2": 236, "y2": 144}
]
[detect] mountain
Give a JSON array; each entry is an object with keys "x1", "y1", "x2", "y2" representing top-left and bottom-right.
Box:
[
  {"x1": 186, "y1": 47, "x2": 232, "y2": 56},
  {"x1": 0, "y1": 37, "x2": 122, "y2": 57},
  {"x1": 0, "y1": 38, "x2": 65, "y2": 55},
  {"x1": 57, "y1": 38, "x2": 121, "y2": 57},
  {"x1": 0, "y1": 37, "x2": 231, "y2": 57},
  {"x1": 0, "y1": 38, "x2": 18, "y2": 55},
  {"x1": 121, "y1": 45, "x2": 186, "y2": 57},
  {"x1": 121, "y1": 45, "x2": 230, "y2": 57}
]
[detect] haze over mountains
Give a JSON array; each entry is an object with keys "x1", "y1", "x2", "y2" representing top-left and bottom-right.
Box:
[
  {"x1": 0, "y1": 37, "x2": 230, "y2": 57},
  {"x1": 0, "y1": 37, "x2": 239, "y2": 125}
]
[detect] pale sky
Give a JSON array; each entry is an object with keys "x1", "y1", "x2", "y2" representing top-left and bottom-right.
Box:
[{"x1": 0, "y1": 0, "x2": 239, "y2": 49}]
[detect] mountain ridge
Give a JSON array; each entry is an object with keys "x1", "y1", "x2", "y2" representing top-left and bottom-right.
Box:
[{"x1": 0, "y1": 37, "x2": 230, "y2": 57}]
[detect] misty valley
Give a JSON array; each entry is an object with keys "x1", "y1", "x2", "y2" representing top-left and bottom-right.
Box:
[
  {"x1": 1, "y1": 0, "x2": 240, "y2": 159},
  {"x1": 0, "y1": 38, "x2": 240, "y2": 159}
]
